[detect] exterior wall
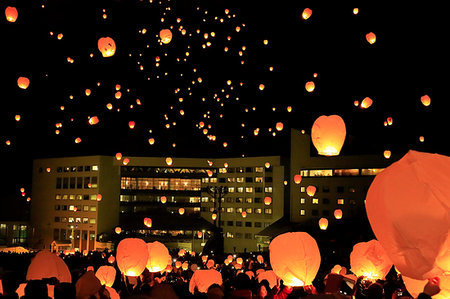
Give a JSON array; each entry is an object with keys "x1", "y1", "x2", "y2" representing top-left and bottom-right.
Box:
[{"x1": 0, "y1": 221, "x2": 28, "y2": 247}]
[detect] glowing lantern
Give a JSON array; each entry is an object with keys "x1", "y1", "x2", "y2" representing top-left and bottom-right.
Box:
[
  {"x1": 160, "y1": 196, "x2": 167, "y2": 204},
  {"x1": 5, "y1": 7, "x2": 18, "y2": 22},
  {"x1": 115, "y1": 91, "x2": 122, "y2": 99},
  {"x1": 354, "y1": 100, "x2": 360, "y2": 106},
  {"x1": 96, "y1": 194, "x2": 102, "y2": 201},
  {"x1": 294, "y1": 174, "x2": 302, "y2": 184},
  {"x1": 85, "y1": 89, "x2": 91, "y2": 96},
  {"x1": 146, "y1": 241, "x2": 170, "y2": 272},
  {"x1": 287, "y1": 106, "x2": 292, "y2": 112},
  {"x1": 178, "y1": 249, "x2": 186, "y2": 257},
  {"x1": 265, "y1": 162, "x2": 271, "y2": 168},
  {"x1": 305, "y1": 81, "x2": 315, "y2": 92},
  {"x1": 275, "y1": 122, "x2": 284, "y2": 131},
  {"x1": 421, "y1": 95, "x2": 431, "y2": 106},
  {"x1": 17, "y1": 77, "x2": 30, "y2": 89},
  {"x1": 387, "y1": 117, "x2": 393, "y2": 125},
  {"x1": 116, "y1": 238, "x2": 149, "y2": 277},
  {"x1": 318, "y1": 218, "x2": 328, "y2": 230},
  {"x1": 224, "y1": 258, "x2": 231, "y2": 266},
  {"x1": 257, "y1": 255, "x2": 264, "y2": 263},
  {"x1": 75, "y1": 137, "x2": 82, "y2": 144},
  {"x1": 15, "y1": 115, "x2": 21, "y2": 121},
  {"x1": 97, "y1": 37, "x2": 116, "y2": 57},
  {"x1": 365, "y1": 150, "x2": 450, "y2": 294},
  {"x1": 107, "y1": 256, "x2": 115, "y2": 264},
  {"x1": 206, "y1": 259, "x2": 215, "y2": 269},
  {"x1": 269, "y1": 232, "x2": 320, "y2": 286},
  {"x1": 197, "y1": 231, "x2": 203, "y2": 238},
  {"x1": 334, "y1": 209, "x2": 343, "y2": 219},
  {"x1": 419, "y1": 136, "x2": 425, "y2": 142},
  {"x1": 311, "y1": 115, "x2": 346, "y2": 156},
  {"x1": 207, "y1": 170, "x2": 213, "y2": 177},
  {"x1": 366, "y1": 32, "x2": 376, "y2": 44},
  {"x1": 88, "y1": 116, "x2": 99, "y2": 125},
  {"x1": 202, "y1": 256, "x2": 208, "y2": 263},
  {"x1": 350, "y1": 240, "x2": 392, "y2": 280},
  {"x1": 384, "y1": 150, "x2": 391, "y2": 159},
  {"x1": 175, "y1": 261, "x2": 182, "y2": 269},
  {"x1": 189, "y1": 269, "x2": 223, "y2": 294},
  {"x1": 160, "y1": 29, "x2": 173, "y2": 44},
  {"x1": 128, "y1": 121, "x2": 135, "y2": 129},
  {"x1": 95, "y1": 266, "x2": 116, "y2": 287},
  {"x1": 182, "y1": 262, "x2": 189, "y2": 271},
  {"x1": 264, "y1": 196, "x2": 272, "y2": 205},
  {"x1": 360, "y1": 97, "x2": 373, "y2": 109},
  {"x1": 236, "y1": 257, "x2": 243, "y2": 265},
  {"x1": 144, "y1": 217, "x2": 152, "y2": 228},
  {"x1": 241, "y1": 211, "x2": 247, "y2": 218},
  {"x1": 166, "y1": 157, "x2": 173, "y2": 166},
  {"x1": 402, "y1": 276, "x2": 450, "y2": 299},
  {"x1": 306, "y1": 186, "x2": 316, "y2": 197},
  {"x1": 148, "y1": 138, "x2": 155, "y2": 145},
  {"x1": 259, "y1": 84, "x2": 265, "y2": 91},
  {"x1": 353, "y1": 8, "x2": 359, "y2": 15},
  {"x1": 26, "y1": 250, "x2": 72, "y2": 283},
  {"x1": 211, "y1": 213, "x2": 217, "y2": 220},
  {"x1": 302, "y1": 8, "x2": 312, "y2": 20},
  {"x1": 178, "y1": 208, "x2": 185, "y2": 215},
  {"x1": 115, "y1": 227, "x2": 122, "y2": 234}
]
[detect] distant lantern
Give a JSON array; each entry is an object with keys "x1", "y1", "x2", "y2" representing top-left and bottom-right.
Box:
[
  {"x1": 75, "y1": 137, "x2": 82, "y2": 144},
  {"x1": 318, "y1": 218, "x2": 328, "y2": 230},
  {"x1": 115, "y1": 153, "x2": 122, "y2": 160},
  {"x1": 17, "y1": 77, "x2": 30, "y2": 89},
  {"x1": 97, "y1": 37, "x2": 116, "y2": 57},
  {"x1": 197, "y1": 231, "x2": 203, "y2": 238},
  {"x1": 236, "y1": 257, "x2": 243, "y2": 265},
  {"x1": 175, "y1": 261, "x2": 182, "y2": 269},
  {"x1": 88, "y1": 116, "x2": 99, "y2": 125},
  {"x1": 387, "y1": 117, "x2": 393, "y2": 125},
  {"x1": 160, "y1": 29, "x2": 173, "y2": 44},
  {"x1": 166, "y1": 157, "x2": 173, "y2": 166},
  {"x1": 350, "y1": 240, "x2": 392, "y2": 280},
  {"x1": 115, "y1": 84, "x2": 121, "y2": 91},
  {"x1": 257, "y1": 255, "x2": 264, "y2": 264},
  {"x1": 160, "y1": 196, "x2": 167, "y2": 204},
  {"x1": 146, "y1": 241, "x2": 170, "y2": 272},
  {"x1": 384, "y1": 150, "x2": 391, "y2": 159},
  {"x1": 207, "y1": 170, "x2": 213, "y2": 177},
  {"x1": 353, "y1": 8, "x2": 359, "y2": 15},
  {"x1": 211, "y1": 213, "x2": 217, "y2": 220},
  {"x1": 294, "y1": 174, "x2": 302, "y2": 184},
  {"x1": 115, "y1": 227, "x2": 122, "y2": 234},
  {"x1": 115, "y1": 91, "x2": 122, "y2": 99},
  {"x1": 128, "y1": 121, "x2": 135, "y2": 129},
  {"x1": 85, "y1": 89, "x2": 91, "y2": 96},
  {"x1": 420, "y1": 95, "x2": 431, "y2": 106},
  {"x1": 311, "y1": 115, "x2": 346, "y2": 156},
  {"x1": 144, "y1": 217, "x2": 152, "y2": 228},
  {"x1": 334, "y1": 209, "x2": 343, "y2": 219},
  {"x1": 107, "y1": 255, "x2": 115, "y2": 264},
  {"x1": 96, "y1": 194, "x2": 102, "y2": 201},
  {"x1": 366, "y1": 32, "x2": 376, "y2": 44},
  {"x1": 264, "y1": 196, "x2": 272, "y2": 205},
  {"x1": 241, "y1": 211, "x2": 247, "y2": 218},
  {"x1": 287, "y1": 106, "x2": 292, "y2": 112},
  {"x1": 305, "y1": 81, "x2": 315, "y2": 92},
  {"x1": 116, "y1": 238, "x2": 149, "y2": 277},
  {"x1": 354, "y1": 100, "x2": 360, "y2": 106},
  {"x1": 15, "y1": 115, "x2": 21, "y2": 121},
  {"x1": 302, "y1": 8, "x2": 312, "y2": 20},
  {"x1": 182, "y1": 262, "x2": 189, "y2": 271},
  {"x1": 306, "y1": 185, "x2": 317, "y2": 197},
  {"x1": 178, "y1": 208, "x2": 185, "y2": 215},
  {"x1": 122, "y1": 158, "x2": 130, "y2": 165},
  {"x1": 178, "y1": 249, "x2": 186, "y2": 257},
  {"x1": 265, "y1": 162, "x2": 271, "y2": 168},
  {"x1": 95, "y1": 266, "x2": 116, "y2": 287},
  {"x1": 148, "y1": 138, "x2": 155, "y2": 145},
  {"x1": 5, "y1": 6, "x2": 18, "y2": 22},
  {"x1": 419, "y1": 136, "x2": 425, "y2": 142},
  {"x1": 275, "y1": 122, "x2": 284, "y2": 131},
  {"x1": 259, "y1": 84, "x2": 265, "y2": 91},
  {"x1": 360, "y1": 97, "x2": 373, "y2": 109}
]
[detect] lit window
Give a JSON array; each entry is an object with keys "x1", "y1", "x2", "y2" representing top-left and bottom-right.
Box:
[
  {"x1": 300, "y1": 187, "x2": 305, "y2": 193},
  {"x1": 219, "y1": 168, "x2": 227, "y2": 173},
  {"x1": 83, "y1": 205, "x2": 89, "y2": 211},
  {"x1": 55, "y1": 194, "x2": 62, "y2": 200},
  {"x1": 300, "y1": 198, "x2": 305, "y2": 204},
  {"x1": 92, "y1": 165, "x2": 98, "y2": 171},
  {"x1": 300, "y1": 170, "x2": 309, "y2": 177},
  {"x1": 300, "y1": 209, "x2": 306, "y2": 216},
  {"x1": 337, "y1": 199, "x2": 345, "y2": 205},
  {"x1": 245, "y1": 187, "x2": 253, "y2": 193},
  {"x1": 236, "y1": 177, "x2": 244, "y2": 183},
  {"x1": 309, "y1": 169, "x2": 333, "y2": 177},
  {"x1": 83, "y1": 218, "x2": 89, "y2": 224},
  {"x1": 255, "y1": 208, "x2": 262, "y2": 214},
  {"x1": 226, "y1": 232, "x2": 234, "y2": 238},
  {"x1": 227, "y1": 177, "x2": 235, "y2": 183},
  {"x1": 255, "y1": 167, "x2": 264, "y2": 173},
  {"x1": 90, "y1": 206, "x2": 97, "y2": 212},
  {"x1": 237, "y1": 187, "x2": 244, "y2": 193},
  {"x1": 226, "y1": 207, "x2": 234, "y2": 213},
  {"x1": 255, "y1": 177, "x2": 263, "y2": 183},
  {"x1": 62, "y1": 194, "x2": 68, "y2": 200},
  {"x1": 245, "y1": 197, "x2": 253, "y2": 203},
  {"x1": 69, "y1": 205, "x2": 75, "y2": 211},
  {"x1": 361, "y1": 168, "x2": 385, "y2": 176},
  {"x1": 264, "y1": 187, "x2": 273, "y2": 193},
  {"x1": 68, "y1": 217, "x2": 74, "y2": 223},
  {"x1": 201, "y1": 197, "x2": 209, "y2": 203},
  {"x1": 264, "y1": 208, "x2": 272, "y2": 214},
  {"x1": 76, "y1": 194, "x2": 83, "y2": 200},
  {"x1": 210, "y1": 178, "x2": 217, "y2": 183},
  {"x1": 312, "y1": 198, "x2": 319, "y2": 204},
  {"x1": 246, "y1": 208, "x2": 252, "y2": 213},
  {"x1": 236, "y1": 207, "x2": 243, "y2": 213},
  {"x1": 69, "y1": 194, "x2": 75, "y2": 200},
  {"x1": 76, "y1": 218, "x2": 81, "y2": 223},
  {"x1": 228, "y1": 187, "x2": 235, "y2": 193},
  {"x1": 202, "y1": 178, "x2": 209, "y2": 183},
  {"x1": 334, "y1": 169, "x2": 359, "y2": 176},
  {"x1": 89, "y1": 218, "x2": 96, "y2": 224}
]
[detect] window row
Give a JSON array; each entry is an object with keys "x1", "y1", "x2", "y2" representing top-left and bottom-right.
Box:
[
  {"x1": 55, "y1": 204, "x2": 97, "y2": 212},
  {"x1": 201, "y1": 207, "x2": 272, "y2": 214},
  {"x1": 226, "y1": 186, "x2": 273, "y2": 193},
  {"x1": 56, "y1": 177, "x2": 98, "y2": 189},
  {"x1": 300, "y1": 186, "x2": 357, "y2": 193},
  {"x1": 218, "y1": 166, "x2": 270, "y2": 174},
  {"x1": 300, "y1": 168, "x2": 384, "y2": 177},
  {"x1": 300, "y1": 198, "x2": 345, "y2": 205},
  {"x1": 226, "y1": 232, "x2": 253, "y2": 239},
  {"x1": 56, "y1": 194, "x2": 99, "y2": 201},
  {"x1": 202, "y1": 197, "x2": 270, "y2": 204},
  {"x1": 39, "y1": 165, "x2": 98, "y2": 173},
  {"x1": 54, "y1": 217, "x2": 96, "y2": 224},
  {"x1": 121, "y1": 177, "x2": 201, "y2": 191}
]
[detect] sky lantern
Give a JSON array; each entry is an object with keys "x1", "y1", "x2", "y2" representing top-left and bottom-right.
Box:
[
  {"x1": 383, "y1": 150, "x2": 391, "y2": 159},
  {"x1": 128, "y1": 121, "x2": 135, "y2": 129},
  {"x1": 26, "y1": 250, "x2": 72, "y2": 283},
  {"x1": 264, "y1": 196, "x2": 272, "y2": 205},
  {"x1": 160, "y1": 196, "x2": 167, "y2": 204},
  {"x1": 269, "y1": 232, "x2": 321, "y2": 287},
  {"x1": 353, "y1": 8, "x2": 359, "y2": 15},
  {"x1": 306, "y1": 185, "x2": 316, "y2": 197},
  {"x1": 265, "y1": 162, "x2": 271, "y2": 168},
  {"x1": 311, "y1": 115, "x2": 346, "y2": 156},
  {"x1": 360, "y1": 97, "x2": 373, "y2": 109},
  {"x1": 166, "y1": 157, "x2": 173, "y2": 166},
  {"x1": 115, "y1": 227, "x2": 122, "y2": 234},
  {"x1": 294, "y1": 174, "x2": 302, "y2": 184},
  {"x1": 189, "y1": 269, "x2": 223, "y2": 294},
  {"x1": 419, "y1": 136, "x2": 425, "y2": 142},
  {"x1": 366, "y1": 32, "x2": 376, "y2": 44},
  {"x1": 236, "y1": 257, "x2": 243, "y2": 265},
  {"x1": 197, "y1": 231, "x2": 203, "y2": 238},
  {"x1": 148, "y1": 138, "x2": 155, "y2": 145},
  {"x1": 160, "y1": 29, "x2": 173, "y2": 44},
  {"x1": 5, "y1": 7, "x2": 18, "y2": 22},
  {"x1": 178, "y1": 249, "x2": 186, "y2": 257},
  {"x1": 241, "y1": 211, "x2": 247, "y2": 218},
  {"x1": 17, "y1": 77, "x2": 30, "y2": 89},
  {"x1": 98, "y1": 37, "x2": 116, "y2": 57},
  {"x1": 334, "y1": 209, "x2": 343, "y2": 219},
  {"x1": 365, "y1": 150, "x2": 450, "y2": 286},
  {"x1": 178, "y1": 208, "x2": 185, "y2": 215},
  {"x1": 88, "y1": 116, "x2": 99, "y2": 125},
  {"x1": 350, "y1": 240, "x2": 393, "y2": 281},
  {"x1": 115, "y1": 91, "x2": 122, "y2": 99},
  {"x1": 211, "y1": 213, "x2": 217, "y2": 220},
  {"x1": 96, "y1": 194, "x2": 102, "y2": 201},
  {"x1": 302, "y1": 8, "x2": 312, "y2": 20},
  {"x1": 182, "y1": 262, "x2": 189, "y2": 271},
  {"x1": 175, "y1": 261, "x2": 182, "y2": 269},
  {"x1": 387, "y1": 117, "x2": 393, "y2": 125},
  {"x1": 305, "y1": 81, "x2": 315, "y2": 92},
  {"x1": 85, "y1": 89, "x2": 91, "y2": 96},
  {"x1": 257, "y1": 255, "x2": 264, "y2": 264},
  {"x1": 421, "y1": 95, "x2": 431, "y2": 106},
  {"x1": 115, "y1": 153, "x2": 122, "y2": 160},
  {"x1": 15, "y1": 115, "x2": 21, "y2": 122},
  {"x1": 115, "y1": 84, "x2": 121, "y2": 91},
  {"x1": 275, "y1": 122, "x2": 284, "y2": 131},
  {"x1": 144, "y1": 217, "x2": 152, "y2": 228},
  {"x1": 117, "y1": 238, "x2": 149, "y2": 277},
  {"x1": 95, "y1": 266, "x2": 116, "y2": 287},
  {"x1": 74, "y1": 137, "x2": 82, "y2": 144},
  {"x1": 318, "y1": 218, "x2": 328, "y2": 230},
  {"x1": 146, "y1": 241, "x2": 170, "y2": 272},
  {"x1": 259, "y1": 84, "x2": 265, "y2": 91},
  {"x1": 354, "y1": 100, "x2": 360, "y2": 107}
]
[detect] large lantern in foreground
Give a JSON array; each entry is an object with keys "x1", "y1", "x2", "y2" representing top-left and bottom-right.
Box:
[
  {"x1": 95, "y1": 266, "x2": 116, "y2": 287},
  {"x1": 188, "y1": 269, "x2": 222, "y2": 294},
  {"x1": 98, "y1": 37, "x2": 116, "y2": 57},
  {"x1": 116, "y1": 238, "x2": 149, "y2": 277},
  {"x1": 146, "y1": 241, "x2": 170, "y2": 272},
  {"x1": 311, "y1": 115, "x2": 346, "y2": 156},
  {"x1": 350, "y1": 240, "x2": 392, "y2": 280},
  {"x1": 160, "y1": 29, "x2": 173, "y2": 44},
  {"x1": 26, "y1": 251, "x2": 72, "y2": 283},
  {"x1": 365, "y1": 150, "x2": 450, "y2": 287},
  {"x1": 269, "y1": 232, "x2": 321, "y2": 286},
  {"x1": 5, "y1": 7, "x2": 18, "y2": 22},
  {"x1": 17, "y1": 77, "x2": 30, "y2": 89}
]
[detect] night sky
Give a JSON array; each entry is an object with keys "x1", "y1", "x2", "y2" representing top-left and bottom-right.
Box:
[{"x1": 1, "y1": 1, "x2": 448, "y2": 219}]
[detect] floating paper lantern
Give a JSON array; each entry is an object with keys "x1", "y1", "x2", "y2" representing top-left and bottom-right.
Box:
[
  {"x1": 275, "y1": 122, "x2": 284, "y2": 131},
  {"x1": 269, "y1": 232, "x2": 321, "y2": 286},
  {"x1": 366, "y1": 32, "x2": 376, "y2": 44},
  {"x1": 166, "y1": 157, "x2": 173, "y2": 166},
  {"x1": 178, "y1": 249, "x2": 186, "y2": 257},
  {"x1": 264, "y1": 196, "x2": 272, "y2": 205},
  {"x1": 116, "y1": 238, "x2": 149, "y2": 277},
  {"x1": 144, "y1": 217, "x2": 152, "y2": 228},
  {"x1": 115, "y1": 153, "x2": 122, "y2": 160},
  {"x1": 211, "y1": 213, "x2": 217, "y2": 220},
  {"x1": 384, "y1": 150, "x2": 391, "y2": 159},
  {"x1": 360, "y1": 97, "x2": 373, "y2": 109},
  {"x1": 85, "y1": 89, "x2": 91, "y2": 96},
  {"x1": 294, "y1": 174, "x2": 302, "y2": 184},
  {"x1": 75, "y1": 137, "x2": 82, "y2": 144},
  {"x1": 182, "y1": 262, "x2": 189, "y2": 271},
  {"x1": 175, "y1": 261, "x2": 182, "y2": 269},
  {"x1": 365, "y1": 150, "x2": 450, "y2": 284},
  {"x1": 241, "y1": 211, "x2": 247, "y2": 218},
  {"x1": 421, "y1": 95, "x2": 431, "y2": 106},
  {"x1": 160, "y1": 196, "x2": 167, "y2": 204},
  {"x1": 189, "y1": 269, "x2": 223, "y2": 294},
  {"x1": 387, "y1": 117, "x2": 393, "y2": 125},
  {"x1": 306, "y1": 186, "x2": 316, "y2": 197},
  {"x1": 160, "y1": 29, "x2": 173, "y2": 44},
  {"x1": 148, "y1": 138, "x2": 155, "y2": 145},
  {"x1": 5, "y1": 7, "x2": 18, "y2": 22},
  {"x1": 311, "y1": 115, "x2": 346, "y2": 156},
  {"x1": 146, "y1": 241, "x2": 170, "y2": 272},
  {"x1": 207, "y1": 259, "x2": 215, "y2": 269},
  {"x1": 350, "y1": 240, "x2": 392, "y2": 280},
  {"x1": 15, "y1": 115, "x2": 21, "y2": 121},
  {"x1": 128, "y1": 121, "x2": 135, "y2": 129},
  {"x1": 305, "y1": 81, "x2": 315, "y2": 92},
  {"x1": 257, "y1": 255, "x2": 264, "y2": 263},
  {"x1": 98, "y1": 37, "x2": 116, "y2": 57},
  {"x1": 96, "y1": 266, "x2": 116, "y2": 287},
  {"x1": 334, "y1": 209, "x2": 343, "y2": 219},
  {"x1": 122, "y1": 158, "x2": 130, "y2": 165},
  {"x1": 178, "y1": 208, "x2": 185, "y2": 215},
  {"x1": 115, "y1": 227, "x2": 122, "y2": 234},
  {"x1": 26, "y1": 251, "x2": 72, "y2": 283},
  {"x1": 236, "y1": 257, "x2": 243, "y2": 265},
  {"x1": 265, "y1": 162, "x2": 271, "y2": 168},
  {"x1": 96, "y1": 194, "x2": 102, "y2": 201},
  {"x1": 17, "y1": 77, "x2": 30, "y2": 89},
  {"x1": 89, "y1": 116, "x2": 99, "y2": 125},
  {"x1": 259, "y1": 84, "x2": 265, "y2": 91},
  {"x1": 318, "y1": 218, "x2": 328, "y2": 230},
  {"x1": 419, "y1": 136, "x2": 425, "y2": 143},
  {"x1": 197, "y1": 231, "x2": 203, "y2": 238},
  {"x1": 302, "y1": 8, "x2": 312, "y2": 20}
]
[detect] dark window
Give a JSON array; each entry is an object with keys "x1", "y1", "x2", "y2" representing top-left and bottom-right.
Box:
[
  {"x1": 62, "y1": 177, "x2": 69, "y2": 189},
  {"x1": 218, "y1": 178, "x2": 226, "y2": 183},
  {"x1": 245, "y1": 233, "x2": 252, "y2": 239},
  {"x1": 56, "y1": 178, "x2": 62, "y2": 189},
  {"x1": 322, "y1": 186, "x2": 330, "y2": 192},
  {"x1": 312, "y1": 209, "x2": 319, "y2": 216},
  {"x1": 61, "y1": 205, "x2": 68, "y2": 211},
  {"x1": 245, "y1": 177, "x2": 253, "y2": 183},
  {"x1": 227, "y1": 168, "x2": 235, "y2": 173},
  {"x1": 265, "y1": 167, "x2": 272, "y2": 172},
  {"x1": 235, "y1": 198, "x2": 243, "y2": 203},
  {"x1": 63, "y1": 167, "x2": 69, "y2": 172},
  {"x1": 84, "y1": 177, "x2": 90, "y2": 189},
  {"x1": 245, "y1": 167, "x2": 253, "y2": 173},
  {"x1": 69, "y1": 177, "x2": 75, "y2": 189},
  {"x1": 54, "y1": 217, "x2": 60, "y2": 222},
  {"x1": 323, "y1": 198, "x2": 330, "y2": 204},
  {"x1": 39, "y1": 168, "x2": 43, "y2": 173},
  {"x1": 245, "y1": 221, "x2": 252, "y2": 227},
  {"x1": 200, "y1": 207, "x2": 208, "y2": 212},
  {"x1": 337, "y1": 186, "x2": 345, "y2": 193},
  {"x1": 71, "y1": 166, "x2": 77, "y2": 172},
  {"x1": 84, "y1": 166, "x2": 91, "y2": 172},
  {"x1": 53, "y1": 229, "x2": 59, "y2": 240},
  {"x1": 255, "y1": 187, "x2": 263, "y2": 193},
  {"x1": 219, "y1": 221, "x2": 224, "y2": 226},
  {"x1": 236, "y1": 221, "x2": 242, "y2": 227},
  {"x1": 265, "y1": 177, "x2": 273, "y2": 182},
  {"x1": 254, "y1": 197, "x2": 262, "y2": 203},
  {"x1": 77, "y1": 166, "x2": 83, "y2": 172},
  {"x1": 83, "y1": 195, "x2": 89, "y2": 200},
  {"x1": 57, "y1": 167, "x2": 63, "y2": 173},
  {"x1": 255, "y1": 222, "x2": 262, "y2": 227},
  {"x1": 322, "y1": 210, "x2": 330, "y2": 216},
  {"x1": 55, "y1": 205, "x2": 60, "y2": 211},
  {"x1": 227, "y1": 221, "x2": 234, "y2": 226},
  {"x1": 76, "y1": 177, "x2": 82, "y2": 189}
]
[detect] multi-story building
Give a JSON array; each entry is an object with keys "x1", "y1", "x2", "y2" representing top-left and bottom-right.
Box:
[{"x1": 0, "y1": 221, "x2": 28, "y2": 247}]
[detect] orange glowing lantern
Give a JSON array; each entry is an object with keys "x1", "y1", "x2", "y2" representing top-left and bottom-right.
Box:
[
  {"x1": 175, "y1": 261, "x2": 182, "y2": 269},
  {"x1": 275, "y1": 122, "x2": 284, "y2": 131},
  {"x1": 419, "y1": 136, "x2": 425, "y2": 142},
  {"x1": 360, "y1": 97, "x2": 373, "y2": 109},
  {"x1": 115, "y1": 91, "x2": 122, "y2": 99},
  {"x1": 387, "y1": 117, "x2": 393, "y2": 125},
  {"x1": 211, "y1": 213, "x2": 217, "y2": 220},
  {"x1": 5, "y1": 7, "x2": 18, "y2": 22},
  {"x1": 264, "y1": 196, "x2": 272, "y2": 205},
  {"x1": 306, "y1": 186, "x2": 316, "y2": 197},
  {"x1": 178, "y1": 249, "x2": 186, "y2": 257},
  {"x1": 269, "y1": 232, "x2": 321, "y2": 286},
  {"x1": 116, "y1": 238, "x2": 149, "y2": 277},
  {"x1": 294, "y1": 174, "x2": 302, "y2": 184},
  {"x1": 257, "y1": 255, "x2": 264, "y2": 263},
  {"x1": 144, "y1": 217, "x2": 152, "y2": 228},
  {"x1": 421, "y1": 95, "x2": 431, "y2": 107},
  {"x1": 98, "y1": 37, "x2": 116, "y2": 57},
  {"x1": 96, "y1": 194, "x2": 102, "y2": 201},
  {"x1": 85, "y1": 89, "x2": 91, "y2": 96},
  {"x1": 26, "y1": 251, "x2": 72, "y2": 283},
  {"x1": 88, "y1": 116, "x2": 99, "y2": 125},
  {"x1": 241, "y1": 211, "x2": 247, "y2": 218},
  {"x1": 160, "y1": 196, "x2": 167, "y2": 204},
  {"x1": 160, "y1": 29, "x2": 173, "y2": 44},
  {"x1": 305, "y1": 81, "x2": 315, "y2": 92},
  {"x1": 95, "y1": 266, "x2": 116, "y2": 287},
  {"x1": 311, "y1": 115, "x2": 346, "y2": 156},
  {"x1": 107, "y1": 255, "x2": 115, "y2": 264},
  {"x1": 74, "y1": 137, "x2": 82, "y2": 144},
  {"x1": 146, "y1": 241, "x2": 170, "y2": 272},
  {"x1": 197, "y1": 231, "x2": 203, "y2": 238},
  {"x1": 166, "y1": 157, "x2": 173, "y2": 166},
  {"x1": 148, "y1": 138, "x2": 155, "y2": 145},
  {"x1": 15, "y1": 115, "x2": 21, "y2": 121},
  {"x1": 318, "y1": 218, "x2": 328, "y2": 230},
  {"x1": 334, "y1": 209, "x2": 343, "y2": 219},
  {"x1": 128, "y1": 121, "x2": 135, "y2": 129},
  {"x1": 189, "y1": 269, "x2": 223, "y2": 294},
  {"x1": 384, "y1": 150, "x2": 391, "y2": 159},
  {"x1": 115, "y1": 227, "x2": 122, "y2": 234},
  {"x1": 350, "y1": 240, "x2": 392, "y2": 280},
  {"x1": 302, "y1": 8, "x2": 312, "y2": 20},
  {"x1": 259, "y1": 84, "x2": 265, "y2": 91},
  {"x1": 236, "y1": 257, "x2": 243, "y2": 265},
  {"x1": 366, "y1": 32, "x2": 376, "y2": 44},
  {"x1": 115, "y1": 153, "x2": 122, "y2": 160},
  {"x1": 207, "y1": 259, "x2": 215, "y2": 269},
  {"x1": 182, "y1": 262, "x2": 189, "y2": 271},
  {"x1": 265, "y1": 162, "x2": 271, "y2": 168},
  {"x1": 17, "y1": 77, "x2": 30, "y2": 89}
]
